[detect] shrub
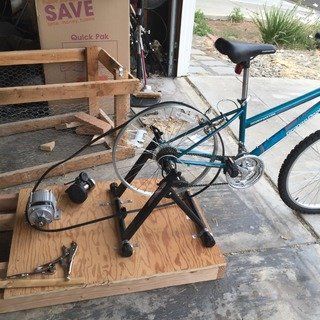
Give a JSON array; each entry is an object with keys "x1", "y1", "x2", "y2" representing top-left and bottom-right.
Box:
[
  {"x1": 229, "y1": 7, "x2": 245, "y2": 23},
  {"x1": 194, "y1": 10, "x2": 212, "y2": 36},
  {"x1": 253, "y1": 6, "x2": 319, "y2": 49}
]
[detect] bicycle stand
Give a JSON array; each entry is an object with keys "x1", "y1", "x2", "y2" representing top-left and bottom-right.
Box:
[{"x1": 109, "y1": 137, "x2": 216, "y2": 257}]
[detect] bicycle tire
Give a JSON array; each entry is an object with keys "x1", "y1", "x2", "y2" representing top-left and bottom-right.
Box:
[
  {"x1": 278, "y1": 130, "x2": 320, "y2": 214},
  {"x1": 113, "y1": 101, "x2": 221, "y2": 196}
]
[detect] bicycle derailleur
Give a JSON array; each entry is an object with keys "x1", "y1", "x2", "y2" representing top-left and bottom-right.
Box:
[{"x1": 224, "y1": 154, "x2": 264, "y2": 189}]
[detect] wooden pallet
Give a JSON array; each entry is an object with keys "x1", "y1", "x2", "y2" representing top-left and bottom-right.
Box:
[
  {"x1": 0, "y1": 180, "x2": 226, "y2": 313},
  {"x1": 0, "y1": 47, "x2": 140, "y2": 188}
]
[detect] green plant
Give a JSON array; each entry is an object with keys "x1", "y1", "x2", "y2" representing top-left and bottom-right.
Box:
[
  {"x1": 194, "y1": 10, "x2": 212, "y2": 36},
  {"x1": 229, "y1": 7, "x2": 245, "y2": 23},
  {"x1": 253, "y1": 6, "x2": 319, "y2": 49}
]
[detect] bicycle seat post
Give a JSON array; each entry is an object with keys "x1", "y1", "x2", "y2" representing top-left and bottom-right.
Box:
[{"x1": 241, "y1": 61, "x2": 250, "y2": 102}]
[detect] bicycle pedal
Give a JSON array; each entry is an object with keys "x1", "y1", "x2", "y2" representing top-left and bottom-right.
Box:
[{"x1": 224, "y1": 157, "x2": 239, "y2": 178}]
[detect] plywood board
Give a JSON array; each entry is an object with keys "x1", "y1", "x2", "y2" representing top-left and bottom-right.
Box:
[{"x1": 1, "y1": 180, "x2": 226, "y2": 313}]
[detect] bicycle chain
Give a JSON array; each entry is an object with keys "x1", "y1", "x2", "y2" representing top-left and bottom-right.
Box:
[
  {"x1": 175, "y1": 150, "x2": 227, "y2": 189},
  {"x1": 177, "y1": 182, "x2": 228, "y2": 189}
]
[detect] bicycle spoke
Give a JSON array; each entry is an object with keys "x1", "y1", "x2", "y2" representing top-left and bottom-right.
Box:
[{"x1": 113, "y1": 103, "x2": 218, "y2": 196}]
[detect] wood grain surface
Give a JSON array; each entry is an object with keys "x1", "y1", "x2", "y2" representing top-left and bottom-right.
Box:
[
  {"x1": 2, "y1": 180, "x2": 226, "y2": 310},
  {"x1": 0, "y1": 48, "x2": 85, "y2": 66}
]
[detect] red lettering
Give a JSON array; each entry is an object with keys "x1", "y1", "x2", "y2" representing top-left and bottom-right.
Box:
[
  {"x1": 69, "y1": 1, "x2": 82, "y2": 18},
  {"x1": 45, "y1": 4, "x2": 57, "y2": 21},
  {"x1": 84, "y1": 0, "x2": 94, "y2": 17},
  {"x1": 58, "y1": 3, "x2": 72, "y2": 20}
]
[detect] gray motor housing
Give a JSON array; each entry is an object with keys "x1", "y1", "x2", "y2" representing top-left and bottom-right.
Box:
[{"x1": 27, "y1": 190, "x2": 60, "y2": 227}]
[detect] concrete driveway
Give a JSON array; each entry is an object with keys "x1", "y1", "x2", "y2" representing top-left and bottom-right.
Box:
[
  {"x1": 197, "y1": 0, "x2": 320, "y2": 21},
  {"x1": 2, "y1": 75, "x2": 320, "y2": 319},
  {"x1": 189, "y1": 46, "x2": 320, "y2": 238}
]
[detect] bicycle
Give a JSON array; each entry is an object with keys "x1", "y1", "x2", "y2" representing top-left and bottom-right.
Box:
[{"x1": 112, "y1": 37, "x2": 320, "y2": 214}]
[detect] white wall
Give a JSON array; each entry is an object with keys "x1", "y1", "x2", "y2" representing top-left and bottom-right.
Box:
[{"x1": 177, "y1": 0, "x2": 196, "y2": 77}]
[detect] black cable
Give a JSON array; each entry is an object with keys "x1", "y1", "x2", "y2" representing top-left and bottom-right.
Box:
[
  {"x1": 26, "y1": 117, "x2": 133, "y2": 229},
  {"x1": 26, "y1": 101, "x2": 224, "y2": 232},
  {"x1": 29, "y1": 213, "x2": 119, "y2": 233},
  {"x1": 29, "y1": 201, "x2": 177, "y2": 233},
  {"x1": 25, "y1": 102, "x2": 187, "y2": 231}
]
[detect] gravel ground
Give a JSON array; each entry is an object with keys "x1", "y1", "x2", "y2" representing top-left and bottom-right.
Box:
[{"x1": 193, "y1": 35, "x2": 320, "y2": 80}]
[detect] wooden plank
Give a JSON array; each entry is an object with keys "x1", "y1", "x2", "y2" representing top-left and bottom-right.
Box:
[
  {"x1": 75, "y1": 126, "x2": 102, "y2": 136},
  {"x1": 0, "y1": 214, "x2": 15, "y2": 232},
  {"x1": 0, "y1": 79, "x2": 139, "y2": 105},
  {"x1": 0, "y1": 267, "x2": 222, "y2": 313},
  {"x1": 0, "y1": 278, "x2": 85, "y2": 289},
  {"x1": 134, "y1": 91, "x2": 162, "y2": 99},
  {"x1": 0, "y1": 148, "x2": 134, "y2": 189},
  {"x1": 0, "y1": 48, "x2": 85, "y2": 66},
  {"x1": 0, "y1": 193, "x2": 18, "y2": 212},
  {"x1": 74, "y1": 112, "x2": 111, "y2": 134},
  {"x1": 0, "y1": 113, "x2": 76, "y2": 137},
  {"x1": 98, "y1": 48, "x2": 123, "y2": 76},
  {"x1": 86, "y1": 47, "x2": 100, "y2": 116},
  {"x1": 1, "y1": 180, "x2": 225, "y2": 312},
  {"x1": 54, "y1": 122, "x2": 81, "y2": 130},
  {"x1": 39, "y1": 141, "x2": 55, "y2": 152},
  {"x1": 114, "y1": 71, "x2": 130, "y2": 127}
]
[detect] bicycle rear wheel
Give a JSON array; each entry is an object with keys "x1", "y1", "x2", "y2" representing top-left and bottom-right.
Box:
[
  {"x1": 113, "y1": 101, "x2": 221, "y2": 196},
  {"x1": 278, "y1": 130, "x2": 320, "y2": 214}
]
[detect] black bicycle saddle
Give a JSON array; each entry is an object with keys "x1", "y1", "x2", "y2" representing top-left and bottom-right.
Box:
[{"x1": 215, "y1": 38, "x2": 276, "y2": 64}]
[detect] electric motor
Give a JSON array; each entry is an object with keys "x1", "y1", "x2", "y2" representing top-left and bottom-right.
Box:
[
  {"x1": 27, "y1": 190, "x2": 60, "y2": 227},
  {"x1": 65, "y1": 172, "x2": 96, "y2": 204}
]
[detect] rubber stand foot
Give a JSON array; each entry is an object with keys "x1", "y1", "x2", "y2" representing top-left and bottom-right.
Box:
[
  {"x1": 200, "y1": 230, "x2": 216, "y2": 247},
  {"x1": 120, "y1": 240, "x2": 133, "y2": 257}
]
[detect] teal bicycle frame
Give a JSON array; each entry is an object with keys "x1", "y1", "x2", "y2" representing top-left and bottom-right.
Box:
[{"x1": 169, "y1": 67, "x2": 320, "y2": 169}]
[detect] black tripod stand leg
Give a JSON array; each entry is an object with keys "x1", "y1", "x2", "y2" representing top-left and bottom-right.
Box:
[
  {"x1": 110, "y1": 182, "x2": 133, "y2": 257},
  {"x1": 123, "y1": 172, "x2": 176, "y2": 241},
  {"x1": 170, "y1": 189, "x2": 215, "y2": 247}
]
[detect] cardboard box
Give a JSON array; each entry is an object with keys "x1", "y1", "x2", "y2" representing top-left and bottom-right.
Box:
[
  {"x1": 36, "y1": 0, "x2": 130, "y2": 83},
  {"x1": 35, "y1": 0, "x2": 130, "y2": 115}
]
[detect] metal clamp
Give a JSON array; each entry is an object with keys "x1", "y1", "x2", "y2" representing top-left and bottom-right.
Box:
[{"x1": 6, "y1": 242, "x2": 78, "y2": 281}]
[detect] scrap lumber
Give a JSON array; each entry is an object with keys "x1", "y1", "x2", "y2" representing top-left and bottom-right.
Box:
[
  {"x1": 55, "y1": 122, "x2": 80, "y2": 130},
  {"x1": 0, "y1": 48, "x2": 85, "y2": 66},
  {"x1": 114, "y1": 71, "x2": 130, "y2": 127},
  {"x1": 0, "y1": 278, "x2": 85, "y2": 289},
  {"x1": 86, "y1": 47, "x2": 100, "y2": 116},
  {"x1": 134, "y1": 91, "x2": 162, "y2": 99},
  {"x1": 0, "y1": 113, "x2": 76, "y2": 137},
  {"x1": 74, "y1": 112, "x2": 111, "y2": 134},
  {"x1": 75, "y1": 126, "x2": 102, "y2": 136},
  {"x1": 99, "y1": 109, "x2": 114, "y2": 128},
  {"x1": 39, "y1": 141, "x2": 55, "y2": 152},
  {"x1": 98, "y1": 49, "x2": 122, "y2": 76},
  {"x1": 0, "y1": 148, "x2": 134, "y2": 189},
  {"x1": 0, "y1": 79, "x2": 139, "y2": 105}
]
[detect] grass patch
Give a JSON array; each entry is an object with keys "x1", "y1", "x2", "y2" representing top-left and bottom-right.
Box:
[
  {"x1": 253, "y1": 6, "x2": 320, "y2": 49},
  {"x1": 228, "y1": 7, "x2": 245, "y2": 23},
  {"x1": 207, "y1": 20, "x2": 261, "y2": 43},
  {"x1": 194, "y1": 10, "x2": 212, "y2": 36}
]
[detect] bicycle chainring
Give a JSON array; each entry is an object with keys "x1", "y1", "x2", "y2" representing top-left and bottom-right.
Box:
[{"x1": 226, "y1": 155, "x2": 264, "y2": 189}]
